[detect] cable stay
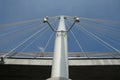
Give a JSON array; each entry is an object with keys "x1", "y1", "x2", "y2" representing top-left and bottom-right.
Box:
[
  {"x1": 93, "y1": 31, "x2": 120, "y2": 56},
  {"x1": 44, "y1": 32, "x2": 54, "y2": 51},
  {"x1": 80, "y1": 17, "x2": 120, "y2": 25},
  {"x1": 0, "y1": 16, "x2": 120, "y2": 59},
  {"x1": 0, "y1": 24, "x2": 45, "y2": 48},
  {"x1": 21, "y1": 18, "x2": 57, "y2": 51},
  {"x1": 0, "y1": 18, "x2": 44, "y2": 28},
  {"x1": 0, "y1": 23, "x2": 41, "y2": 38},
  {"x1": 74, "y1": 20, "x2": 120, "y2": 56},
  {"x1": 79, "y1": 20, "x2": 120, "y2": 38},
  {"x1": 70, "y1": 30, "x2": 84, "y2": 52},
  {"x1": 79, "y1": 24, "x2": 120, "y2": 53},
  {"x1": 21, "y1": 27, "x2": 50, "y2": 52},
  {"x1": 2, "y1": 25, "x2": 47, "y2": 58},
  {"x1": 91, "y1": 27, "x2": 120, "y2": 45},
  {"x1": 92, "y1": 27, "x2": 120, "y2": 45},
  {"x1": 76, "y1": 26, "x2": 116, "y2": 57},
  {"x1": 81, "y1": 19, "x2": 120, "y2": 31},
  {"x1": 79, "y1": 27, "x2": 115, "y2": 57},
  {"x1": 66, "y1": 19, "x2": 87, "y2": 57},
  {"x1": 0, "y1": 26, "x2": 29, "y2": 38},
  {"x1": 77, "y1": 18, "x2": 120, "y2": 40},
  {"x1": 79, "y1": 22, "x2": 120, "y2": 39},
  {"x1": 70, "y1": 30, "x2": 88, "y2": 57},
  {"x1": 83, "y1": 20, "x2": 120, "y2": 33},
  {"x1": 0, "y1": 18, "x2": 56, "y2": 44}
]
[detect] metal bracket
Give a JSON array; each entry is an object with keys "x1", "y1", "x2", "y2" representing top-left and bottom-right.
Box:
[
  {"x1": 43, "y1": 16, "x2": 80, "y2": 32},
  {"x1": 43, "y1": 16, "x2": 56, "y2": 32},
  {"x1": 67, "y1": 16, "x2": 80, "y2": 32}
]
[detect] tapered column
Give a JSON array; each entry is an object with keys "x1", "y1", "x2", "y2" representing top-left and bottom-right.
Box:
[{"x1": 47, "y1": 16, "x2": 69, "y2": 80}]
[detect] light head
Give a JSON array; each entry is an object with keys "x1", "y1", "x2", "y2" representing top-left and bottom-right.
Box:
[
  {"x1": 43, "y1": 16, "x2": 48, "y2": 23},
  {"x1": 74, "y1": 16, "x2": 80, "y2": 23}
]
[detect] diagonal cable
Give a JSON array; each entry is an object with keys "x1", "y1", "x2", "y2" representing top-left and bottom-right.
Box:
[
  {"x1": 80, "y1": 17, "x2": 120, "y2": 25},
  {"x1": 79, "y1": 24, "x2": 120, "y2": 53},
  {"x1": 70, "y1": 30, "x2": 88, "y2": 57},
  {"x1": 20, "y1": 27, "x2": 49, "y2": 52},
  {"x1": 2, "y1": 25, "x2": 47, "y2": 58},
  {"x1": 0, "y1": 18, "x2": 42, "y2": 28},
  {"x1": 44, "y1": 32, "x2": 54, "y2": 51}
]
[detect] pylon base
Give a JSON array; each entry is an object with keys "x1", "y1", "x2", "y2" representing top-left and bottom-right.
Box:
[{"x1": 47, "y1": 77, "x2": 71, "y2": 80}]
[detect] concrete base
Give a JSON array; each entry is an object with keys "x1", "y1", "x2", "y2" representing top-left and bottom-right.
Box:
[{"x1": 47, "y1": 77, "x2": 71, "y2": 80}]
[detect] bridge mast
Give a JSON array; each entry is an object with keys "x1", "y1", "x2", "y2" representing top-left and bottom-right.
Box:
[
  {"x1": 44, "y1": 16, "x2": 79, "y2": 80},
  {"x1": 50, "y1": 16, "x2": 69, "y2": 80}
]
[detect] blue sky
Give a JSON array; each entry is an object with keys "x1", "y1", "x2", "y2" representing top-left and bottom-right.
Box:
[
  {"x1": 0, "y1": 0, "x2": 120, "y2": 53},
  {"x1": 0, "y1": 0, "x2": 120, "y2": 23}
]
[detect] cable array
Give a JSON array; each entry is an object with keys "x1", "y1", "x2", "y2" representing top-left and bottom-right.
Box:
[{"x1": 0, "y1": 16, "x2": 120, "y2": 58}]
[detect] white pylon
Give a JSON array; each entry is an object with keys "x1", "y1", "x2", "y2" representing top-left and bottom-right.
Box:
[
  {"x1": 44, "y1": 16, "x2": 79, "y2": 80},
  {"x1": 50, "y1": 16, "x2": 69, "y2": 80}
]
